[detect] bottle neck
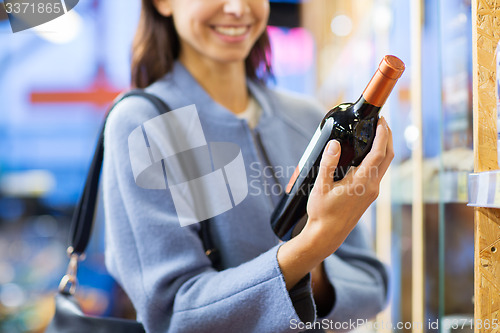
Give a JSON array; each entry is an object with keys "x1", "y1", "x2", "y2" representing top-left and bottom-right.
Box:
[
  {"x1": 363, "y1": 68, "x2": 399, "y2": 108},
  {"x1": 353, "y1": 95, "x2": 381, "y2": 119}
]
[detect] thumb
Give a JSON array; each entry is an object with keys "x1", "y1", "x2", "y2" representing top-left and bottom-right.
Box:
[{"x1": 314, "y1": 140, "x2": 341, "y2": 193}]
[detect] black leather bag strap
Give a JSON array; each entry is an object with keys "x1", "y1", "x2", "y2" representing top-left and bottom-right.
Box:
[
  {"x1": 200, "y1": 219, "x2": 220, "y2": 270},
  {"x1": 68, "y1": 90, "x2": 219, "y2": 268}
]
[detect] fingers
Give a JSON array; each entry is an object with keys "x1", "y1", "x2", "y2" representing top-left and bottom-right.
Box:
[
  {"x1": 376, "y1": 121, "x2": 395, "y2": 180},
  {"x1": 355, "y1": 117, "x2": 389, "y2": 179},
  {"x1": 314, "y1": 140, "x2": 341, "y2": 193},
  {"x1": 313, "y1": 118, "x2": 394, "y2": 197}
]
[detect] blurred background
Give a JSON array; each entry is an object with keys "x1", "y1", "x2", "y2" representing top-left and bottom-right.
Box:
[{"x1": 0, "y1": 0, "x2": 475, "y2": 332}]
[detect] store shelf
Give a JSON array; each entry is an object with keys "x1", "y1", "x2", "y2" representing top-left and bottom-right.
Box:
[
  {"x1": 392, "y1": 169, "x2": 469, "y2": 204},
  {"x1": 467, "y1": 170, "x2": 500, "y2": 208},
  {"x1": 392, "y1": 148, "x2": 473, "y2": 204}
]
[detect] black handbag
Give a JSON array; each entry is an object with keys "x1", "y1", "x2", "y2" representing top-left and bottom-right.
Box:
[{"x1": 46, "y1": 90, "x2": 220, "y2": 333}]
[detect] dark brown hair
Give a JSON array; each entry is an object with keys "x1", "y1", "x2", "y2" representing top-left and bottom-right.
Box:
[{"x1": 131, "y1": 1, "x2": 273, "y2": 88}]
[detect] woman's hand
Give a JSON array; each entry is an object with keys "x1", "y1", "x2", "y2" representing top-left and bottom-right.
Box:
[
  {"x1": 277, "y1": 117, "x2": 394, "y2": 290},
  {"x1": 304, "y1": 116, "x2": 394, "y2": 257}
]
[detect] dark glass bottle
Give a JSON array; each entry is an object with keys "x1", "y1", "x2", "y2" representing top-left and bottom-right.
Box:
[{"x1": 271, "y1": 55, "x2": 405, "y2": 240}]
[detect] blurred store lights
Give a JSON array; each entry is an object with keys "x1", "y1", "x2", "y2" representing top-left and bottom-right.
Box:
[
  {"x1": 30, "y1": 66, "x2": 121, "y2": 108},
  {"x1": 404, "y1": 124, "x2": 420, "y2": 150},
  {"x1": 330, "y1": 14, "x2": 352, "y2": 37},
  {"x1": 0, "y1": 283, "x2": 26, "y2": 309},
  {"x1": 351, "y1": 40, "x2": 374, "y2": 64},
  {"x1": 449, "y1": 13, "x2": 468, "y2": 31},
  {"x1": 31, "y1": 215, "x2": 58, "y2": 238},
  {"x1": 0, "y1": 170, "x2": 56, "y2": 197},
  {"x1": 33, "y1": 10, "x2": 83, "y2": 44},
  {"x1": 268, "y1": 26, "x2": 314, "y2": 75},
  {"x1": 267, "y1": 26, "x2": 316, "y2": 94},
  {"x1": 0, "y1": 262, "x2": 15, "y2": 285},
  {"x1": 372, "y1": 5, "x2": 393, "y2": 33},
  {"x1": 0, "y1": 198, "x2": 25, "y2": 221}
]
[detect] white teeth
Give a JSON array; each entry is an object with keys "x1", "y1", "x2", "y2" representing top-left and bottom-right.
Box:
[{"x1": 214, "y1": 26, "x2": 248, "y2": 37}]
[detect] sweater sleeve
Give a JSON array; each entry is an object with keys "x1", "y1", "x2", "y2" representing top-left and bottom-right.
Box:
[
  {"x1": 320, "y1": 222, "x2": 390, "y2": 331},
  {"x1": 102, "y1": 97, "x2": 314, "y2": 333}
]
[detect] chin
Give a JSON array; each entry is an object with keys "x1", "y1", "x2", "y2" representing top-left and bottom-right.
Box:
[{"x1": 210, "y1": 50, "x2": 253, "y2": 64}]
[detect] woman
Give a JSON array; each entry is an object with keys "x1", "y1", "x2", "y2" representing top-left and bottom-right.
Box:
[{"x1": 102, "y1": 0, "x2": 393, "y2": 332}]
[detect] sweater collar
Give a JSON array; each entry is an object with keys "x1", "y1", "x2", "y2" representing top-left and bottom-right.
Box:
[{"x1": 166, "y1": 61, "x2": 274, "y2": 125}]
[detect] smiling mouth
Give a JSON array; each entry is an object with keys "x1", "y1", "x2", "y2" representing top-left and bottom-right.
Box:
[{"x1": 212, "y1": 25, "x2": 250, "y2": 37}]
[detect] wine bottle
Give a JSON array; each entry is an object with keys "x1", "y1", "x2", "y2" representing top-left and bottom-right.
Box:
[{"x1": 271, "y1": 55, "x2": 405, "y2": 240}]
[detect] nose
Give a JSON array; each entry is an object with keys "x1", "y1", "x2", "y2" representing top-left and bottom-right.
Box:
[{"x1": 223, "y1": 0, "x2": 250, "y2": 18}]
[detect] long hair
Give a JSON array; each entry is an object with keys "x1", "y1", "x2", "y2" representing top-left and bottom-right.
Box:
[{"x1": 131, "y1": 1, "x2": 273, "y2": 88}]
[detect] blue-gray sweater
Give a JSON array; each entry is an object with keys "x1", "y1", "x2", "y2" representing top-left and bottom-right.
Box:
[{"x1": 102, "y1": 61, "x2": 388, "y2": 333}]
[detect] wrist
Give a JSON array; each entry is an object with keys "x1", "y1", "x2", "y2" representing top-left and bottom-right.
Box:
[
  {"x1": 300, "y1": 218, "x2": 339, "y2": 258},
  {"x1": 277, "y1": 229, "x2": 324, "y2": 290}
]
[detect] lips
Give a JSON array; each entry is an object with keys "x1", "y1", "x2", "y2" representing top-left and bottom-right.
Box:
[{"x1": 212, "y1": 25, "x2": 250, "y2": 37}]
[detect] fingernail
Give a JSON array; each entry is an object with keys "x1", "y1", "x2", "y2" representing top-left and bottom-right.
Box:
[
  {"x1": 380, "y1": 116, "x2": 388, "y2": 129},
  {"x1": 327, "y1": 140, "x2": 340, "y2": 155}
]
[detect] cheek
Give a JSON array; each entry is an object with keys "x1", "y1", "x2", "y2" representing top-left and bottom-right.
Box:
[
  {"x1": 173, "y1": 5, "x2": 213, "y2": 37},
  {"x1": 255, "y1": 1, "x2": 270, "y2": 22},
  {"x1": 252, "y1": 1, "x2": 270, "y2": 33},
  {"x1": 188, "y1": 2, "x2": 217, "y2": 26}
]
